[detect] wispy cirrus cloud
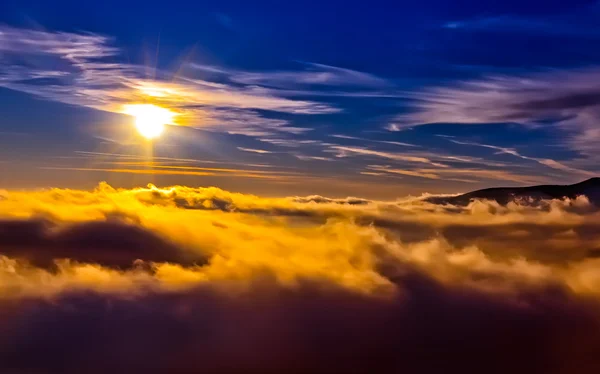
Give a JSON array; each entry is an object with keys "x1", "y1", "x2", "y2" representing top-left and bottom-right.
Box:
[
  {"x1": 329, "y1": 146, "x2": 449, "y2": 168},
  {"x1": 294, "y1": 154, "x2": 335, "y2": 162},
  {"x1": 444, "y1": 15, "x2": 589, "y2": 36},
  {"x1": 448, "y1": 139, "x2": 597, "y2": 177},
  {"x1": 330, "y1": 134, "x2": 417, "y2": 147},
  {"x1": 258, "y1": 138, "x2": 328, "y2": 148},
  {"x1": 189, "y1": 61, "x2": 389, "y2": 89},
  {"x1": 0, "y1": 25, "x2": 342, "y2": 138},
  {"x1": 393, "y1": 66, "x2": 600, "y2": 159},
  {"x1": 443, "y1": 4, "x2": 600, "y2": 38},
  {"x1": 319, "y1": 141, "x2": 557, "y2": 184},
  {"x1": 3, "y1": 25, "x2": 597, "y2": 188},
  {"x1": 366, "y1": 165, "x2": 441, "y2": 180},
  {"x1": 0, "y1": 26, "x2": 118, "y2": 59},
  {"x1": 237, "y1": 147, "x2": 274, "y2": 154},
  {"x1": 366, "y1": 165, "x2": 547, "y2": 184},
  {"x1": 41, "y1": 166, "x2": 289, "y2": 180}
]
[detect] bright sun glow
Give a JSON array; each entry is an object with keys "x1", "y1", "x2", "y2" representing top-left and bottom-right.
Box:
[{"x1": 123, "y1": 104, "x2": 176, "y2": 139}]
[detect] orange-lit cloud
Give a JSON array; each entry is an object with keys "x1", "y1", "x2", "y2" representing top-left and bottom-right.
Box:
[
  {"x1": 2, "y1": 185, "x2": 600, "y2": 371},
  {"x1": 0, "y1": 184, "x2": 600, "y2": 373},
  {"x1": 40, "y1": 167, "x2": 291, "y2": 180},
  {"x1": 2, "y1": 183, "x2": 600, "y2": 295}
]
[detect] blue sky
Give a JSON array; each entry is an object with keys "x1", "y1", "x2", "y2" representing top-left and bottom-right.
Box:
[{"x1": 1, "y1": 0, "x2": 599, "y2": 197}]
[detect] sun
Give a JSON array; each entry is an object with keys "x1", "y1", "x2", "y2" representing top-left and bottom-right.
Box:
[{"x1": 123, "y1": 104, "x2": 176, "y2": 139}]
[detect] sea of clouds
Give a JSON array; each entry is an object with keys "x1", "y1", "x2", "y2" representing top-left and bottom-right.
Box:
[{"x1": 1, "y1": 183, "x2": 600, "y2": 373}]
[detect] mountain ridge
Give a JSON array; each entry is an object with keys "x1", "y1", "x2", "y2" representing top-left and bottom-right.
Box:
[{"x1": 427, "y1": 177, "x2": 600, "y2": 206}]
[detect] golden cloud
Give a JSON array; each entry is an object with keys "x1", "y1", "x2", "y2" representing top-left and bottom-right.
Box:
[{"x1": 1, "y1": 184, "x2": 600, "y2": 372}]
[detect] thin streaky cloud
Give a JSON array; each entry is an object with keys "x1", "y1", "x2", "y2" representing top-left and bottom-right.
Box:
[
  {"x1": 425, "y1": 167, "x2": 549, "y2": 184},
  {"x1": 73, "y1": 151, "x2": 281, "y2": 168},
  {"x1": 367, "y1": 165, "x2": 543, "y2": 184},
  {"x1": 39, "y1": 167, "x2": 286, "y2": 180},
  {"x1": 96, "y1": 162, "x2": 303, "y2": 175},
  {"x1": 330, "y1": 146, "x2": 449, "y2": 168},
  {"x1": 189, "y1": 61, "x2": 389, "y2": 89},
  {"x1": 443, "y1": 9, "x2": 600, "y2": 38},
  {"x1": 330, "y1": 134, "x2": 417, "y2": 147},
  {"x1": 258, "y1": 138, "x2": 328, "y2": 149},
  {"x1": 237, "y1": 147, "x2": 274, "y2": 154},
  {"x1": 330, "y1": 134, "x2": 361, "y2": 140},
  {"x1": 367, "y1": 166, "x2": 440, "y2": 180},
  {"x1": 294, "y1": 154, "x2": 335, "y2": 162},
  {"x1": 74, "y1": 151, "x2": 213, "y2": 163},
  {"x1": 379, "y1": 140, "x2": 418, "y2": 147},
  {"x1": 394, "y1": 66, "x2": 600, "y2": 158},
  {"x1": 0, "y1": 25, "x2": 339, "y2": 139},
  {"x1": 448, "y1": 139, "x2": 597, "y2": 177}
]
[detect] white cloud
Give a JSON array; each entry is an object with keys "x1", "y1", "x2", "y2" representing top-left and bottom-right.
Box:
[
  {"x1": 448, "y1": 139, "x2": 597, "y2": 177},
  {"x1": 330, "y1": 134, "x2": 417, "y2": 147},
  {"x1": 294, "y1": 154, "x2": 334, "y2": 161},
  {"x1": 393, "y1": 67, "x2": 600, "y2": 159},
  {"x1": 190, "y1": 61, "x2": 389, "y2": 89},
  {"x1": 330, "y1": 146, "x2": 449, "y2": 168},
  {"x1": 0, "y1": 25, "x2": 339, "y2": 138},
  {"x1": 237, "y1": 147, "x2": 273, "y2": 154}
]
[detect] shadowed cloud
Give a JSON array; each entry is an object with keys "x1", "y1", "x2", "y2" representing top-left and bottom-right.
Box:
[
  {"x1": 1, "y1": 183, "x2": 600, "y2": 372},
  {"x1": 0, "y1": 219, "x2": 205, "y2": 269},
  {"x1": 1, "y1": 273, "x2": 600, "y2": 374}
]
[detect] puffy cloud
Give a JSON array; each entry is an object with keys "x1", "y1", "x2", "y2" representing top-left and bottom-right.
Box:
[{"x1": 1, "y1": 183, "x2": 600, "y2": 371}]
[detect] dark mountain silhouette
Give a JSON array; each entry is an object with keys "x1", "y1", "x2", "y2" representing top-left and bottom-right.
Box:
[{"x1": 427, "y1": 178, "x2": 600, "y2": 206}]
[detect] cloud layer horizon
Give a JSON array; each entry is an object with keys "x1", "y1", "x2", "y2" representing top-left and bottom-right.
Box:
[{"x1": 1, "y1": 183, "x2": 600, "y2": 373}]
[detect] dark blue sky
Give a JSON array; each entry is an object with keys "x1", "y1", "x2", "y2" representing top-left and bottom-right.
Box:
[{"x1": 1, "y1": 0, "x2": 599, "y2": 197}]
